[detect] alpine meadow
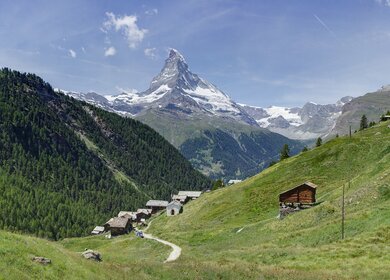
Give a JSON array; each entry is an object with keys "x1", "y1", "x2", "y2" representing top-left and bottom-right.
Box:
[{"x1": 1, "y1": 1, "x2": 390, "y2": 280}]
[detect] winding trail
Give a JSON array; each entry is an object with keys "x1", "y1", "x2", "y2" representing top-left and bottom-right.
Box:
[{"x1": 141, "y1": 220, "x2": 182, "y2": 263}]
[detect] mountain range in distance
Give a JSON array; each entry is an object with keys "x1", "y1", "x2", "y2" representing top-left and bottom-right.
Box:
[
  {"x1": 62, "y1": 49, "x2": 390, "y2": 179},
  {"x1": 62, "y1": 49, "x2": 355, "y2": 141},
  {"x1": 63, "y1": 49, "x2": 258, "y2": 129},
  {"x1": 239, "y1": 96, "x2": 353, "y2": 140},
  {"x1": 62, "y1": 49, "x2": 304, "y2": 180}
]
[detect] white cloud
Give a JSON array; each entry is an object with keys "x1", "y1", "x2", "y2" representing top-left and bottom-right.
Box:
[
  {"x1": 145, "y1": 9, "x2": 158, "y2": 16},
  {"x1": 69, "y1": 49, "x2": 76, "y2": 58},
  {"x1": 81, "y1": 47, "x2": 86, "y2": 53},
  {"x1": 104, "y1": 46, "x2": 116, "y2": 56},
  {"x1": 144, "y1": 47, "x2": 157, "y2": 59},
  {"x1": 103, "y1": 12, "x2": 148, "y2": 49},
  {"x1": 115, "y1": 86, "x2": 138, "y2": 94},
  {"x1": 376, "y1": 0, "x2": 390, "y2": 6}
]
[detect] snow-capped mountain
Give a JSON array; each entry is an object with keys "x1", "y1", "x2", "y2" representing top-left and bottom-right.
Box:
[
  {"x1": 60, "y1": 48, "x2": 354, "y2": 142},
  {"x1": 240, "y1": 96, "x2": 354, "y2": 140},
  {"x1": 69, "y1": 49, "x2": 258, "y2": 126},
  {"x1": 60, "y1": 49, "x2": 305, "y2": 180}
]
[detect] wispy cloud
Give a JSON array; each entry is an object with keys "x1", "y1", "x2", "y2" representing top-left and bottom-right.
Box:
[
  {"x1": 313, "y1": 14, "x2": 336, "y2": 37},
  {"x1": 69, "y1": 49, "x2": 77, "y2": 58},
  {"x1": 375, "y1": 0, "x2": 390, "y2": 7},
  {"x1": 115, "y1": 86, "x2": 138, "y2": 94},
  {"x1": 145, "y1": 9, "x2": 158, "y2": 16},
  {"x1": 104, "y1": 46, "x2": 116, "y2": 57},
  {"x1": 144, "y1": 47, "x2": 157, "y2": 59},
  {"x1": 102, "y1": 12, "x2": 148, "y2": 49},
  {"x1": 4, "y1": 48, "x2": 40, "y2": 56}
]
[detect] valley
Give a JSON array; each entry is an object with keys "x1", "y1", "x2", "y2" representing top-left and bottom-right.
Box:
[
  {"x1": 65, "y1": 49, "x2": 390, "y2": 181},
  {"x1": 64, "y1": 49, "x2": 306, "y2": 180},
  {"x1": 1, "y1": 120, "x2": 389, "y2": 279},
  {"x1": 1, "y1": 2, "x2": 390, "y2": 279}
]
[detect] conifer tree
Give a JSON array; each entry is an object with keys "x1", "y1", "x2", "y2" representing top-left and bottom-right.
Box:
[
  {"x1": 212, "y1": 179, "x2": 224, "y2": 190},
  {"x1": 316, "y1": 137, "x2": 322, "y2": 147},
  {"x1": 280, "y1": 144, "x2": 290, "y2": 160},
  {"x1": 360, "y1": 114, "x2": 368, "y2": 130}
]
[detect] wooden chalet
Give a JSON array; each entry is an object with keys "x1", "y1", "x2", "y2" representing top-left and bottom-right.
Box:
[
  {"x1": 279, "y1": 182, "x2": 317, "y2": 205},
  {"x1": 177, "y1": 191, "x2": 202, "y2": 200},
  {"x1": 136, "y1": 208, "x2": 152, "y2": 220},
  {"x1": 172, "y1": 194, "x2": 189, "y2": 204},
  {"x1": 382, "y1": 115, "x2": 390, "y2": 121},
  {"x1": 166, "y1": 201, "x2": 182, "y2": 216},
  {"x1": 104, "y1": 216, "x2": 132, "y2": 236},
  {"x1": 228, "y1": 179, "x2": 242, "y2": 185},
  {"x1": 91, "y1": 226, "x2": 105, "y2": 235},
  {"x1": 146, "y1": 200, "x2": 169, "y2": 213},
  {"x1": 118, "y1": 211, "x2": 137, "y2": 221}
]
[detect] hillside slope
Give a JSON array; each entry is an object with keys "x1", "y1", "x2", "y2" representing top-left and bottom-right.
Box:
[
  {"x1": 0, "y1": 68, "x2": 210, "y2": 239},
  {"x1": 0, "y1": 230, "x2": 172, "y2": 280},
  {"x1": 148, "y1": 121, "x2": 390, "y2": 279},
  {"x1": 1, "y1": 122, "x2": 389, "y2": 280},
  {"x1": 330, "y1": 87, "x2": 390, "y2": 137}
]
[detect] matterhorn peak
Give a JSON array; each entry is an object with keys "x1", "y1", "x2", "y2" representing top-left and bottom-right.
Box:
[
  {"x1": 168, "y1": 48, "x2": 186, "y2": 62},
  {"x1": 63, "y1": 47, "x2": 260, "y2": 126},
  {"x1": 147, "y1": 48, "x2": 192, "y2": 90}
]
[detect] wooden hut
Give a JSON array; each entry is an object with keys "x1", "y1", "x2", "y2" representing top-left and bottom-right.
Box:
[
  {"x1": 177, "y1": 191, "x2": 202, "y2": 200},
  {"x1": 146, "y1": 200, "x2": 169, "y2": 213},
  {"x1": 382, "y1": 115, "x2": 390, "y2": 121},
  {"x1": 118, "y1": 211, "x2": 137, "y2": 221},
  {"x1": 172, "y1": 194, "x2": 189, "y2": 204},
  {"x1": 166, "y1": 201, "x2": 182, "y2": 216},
  {"x1": 91, "y1": 226, "x2": 105, "y2": 235},
  {"x1": 104, "y1": 216, "x2": 132, "y2": 236},
  {"x1": 228, "y1": 179, "x2": 242, "y2": 185},
  {"x1": 279, "y1": 182, "x2": 317, "y2": 205},
  {"x1": 136, "y1": 209, "x2": 152, "y2": 220}
]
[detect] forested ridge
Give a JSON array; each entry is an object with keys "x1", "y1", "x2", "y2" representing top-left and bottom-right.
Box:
[
  {"x1": 0, "y1": 68, "x2": 211, "y2": 240},
  {"x1": 180, "y1": 128, "x2": 303, "y2": 179}
]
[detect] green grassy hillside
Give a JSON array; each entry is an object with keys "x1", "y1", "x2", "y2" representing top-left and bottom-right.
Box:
[
  {"x1": 0, "y1": 229, "x2": 174, "y2": 280},
  {"x1": 148, "y1": 121, "x2": 390, "y2": 279},
  {"x1": 1, "y1": 122, "x2": 389, "y2": 279},
  {"x1": 332, "y1": 88, "x2": 390, "y2": 136}
]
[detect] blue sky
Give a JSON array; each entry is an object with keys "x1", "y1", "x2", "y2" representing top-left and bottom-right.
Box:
[{"x1": 1, "y1": 0, "x2": 390, "y2": 107}]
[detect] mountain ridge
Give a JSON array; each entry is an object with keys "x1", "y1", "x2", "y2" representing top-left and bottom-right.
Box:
[
  {"x1": 239, "y1": 96, "x2": 354, "y2": 140},
  {"x1": 88, "y1": 49, "x2": 259, "y2": 126},
  {"x1": 62, "y1": 49, "x2": 304, "y2": 180},
  {"x1": 0, "y1": 68, "x2": 210, "y2": 239},
  {"x1": 329, "y1": 86, "x2": 390, "y2": 137}
]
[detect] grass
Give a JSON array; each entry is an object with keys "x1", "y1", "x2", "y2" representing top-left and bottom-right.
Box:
[
  {"x1": 1, "y1": 122, "x2": 390, "y2": 279},
  {"x1": 148, "y1": 121, "x2": 390, "y2": 279},
  {"x1": 0, "y1": 230, "x2": 173, "y2": 280}
]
